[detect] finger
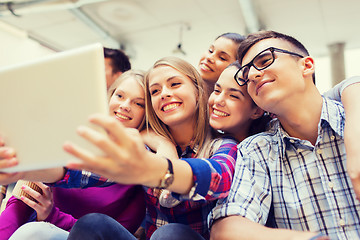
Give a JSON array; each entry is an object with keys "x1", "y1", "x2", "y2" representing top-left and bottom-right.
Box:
[
  {"x1": 35, "y1": 182, "x2": 52, "y2": 198},
  {"x1": 21, "y1": 185, "x2": 43, "y2": 202},
  {"x1": 0, "y1": 157, "x2": 18, "y2": 169},
  {"x1": 88, "y1": 114, "x2": 128, "y2": 144},
  {"x1": 20, "y1": 195, "x2": 40, "y2": 211},
  {"x1": 0, "y1": 147, "x2": 16, "y2": 158},
  {"x1": 76, "y1": 126, "x2": 127, "y2": 161},
  {"x1": 66, "y1": 154, "x2": 121, "y2": 177},
  {"x1": 64, "y1": 141, "x2": 96, "y2": 164},
  {"x1": 64, "y1": 142, "x2": 114, "y2": 174}
]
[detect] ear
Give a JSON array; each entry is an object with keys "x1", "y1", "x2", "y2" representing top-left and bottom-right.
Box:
[
  {"x1": 301, "y1": 56, "x2": 315, "y2": 79},
  {"x1": 250, "y1": 106, "x2": 265, "y2": 120}
]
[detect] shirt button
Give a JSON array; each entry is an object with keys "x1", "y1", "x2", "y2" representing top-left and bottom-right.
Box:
[
  {"x1": 330, "y1": 135, "x2": 335, "y2": 140},
  {"x1": 290, "y1": 139, "x2": 295, "y2": 143},
  {"x1": 328, "y1": 181, "x2": 334, "y2": 189},
  {"x1": 317, "y1": 149, "x2": 322, "y2": 154},
  {"x1": 339, "y1": 219, "x2": 346, "y2": 227}
]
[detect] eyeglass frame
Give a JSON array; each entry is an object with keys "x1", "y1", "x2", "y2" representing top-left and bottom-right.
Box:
[{"x1": 234, "y1": 47, "x2": 304, "y2": 86}]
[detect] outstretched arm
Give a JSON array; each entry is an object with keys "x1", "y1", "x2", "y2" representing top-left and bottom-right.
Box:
[
  {"x1": 323, "y1": 76, "x2": 360, "y2": 199},
  {"x1": 211, "y1": 216, "x2": 328, "y2": 240},
  {"x1": 341, "y1": 82, "x2": 360, "y2": 200},
  {"x1": 64, "y1": 114, "x2": 194, "y2": 195}
]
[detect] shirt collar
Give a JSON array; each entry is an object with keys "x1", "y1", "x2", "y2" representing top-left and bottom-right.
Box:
[
  {"x1": 274, "y1": 97, "x2": 344, "y2": 149},
  {"x1": 176, "y1": 144, "x2": 198, "y2": 158},
  {"x1": 319, "y1": 97, "x2": 345, "y2": 138}
]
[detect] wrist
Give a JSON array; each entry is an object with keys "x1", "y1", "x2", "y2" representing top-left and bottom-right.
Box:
[
  {"x1": 42, "y1": 205, "x2": 58, "y2": 222},
  {"x1": 156, "y1": 158, "x2": 174, "y2": 189}
]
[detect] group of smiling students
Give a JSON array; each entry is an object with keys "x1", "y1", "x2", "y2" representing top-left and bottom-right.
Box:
[{"x1": 0, "y1": 30, "x2": 360, "y2": 240}]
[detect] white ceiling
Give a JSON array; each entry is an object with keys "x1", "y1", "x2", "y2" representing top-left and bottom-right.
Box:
[{"x1": 0, "y1": 0, "x2": 360, "y2": 69}]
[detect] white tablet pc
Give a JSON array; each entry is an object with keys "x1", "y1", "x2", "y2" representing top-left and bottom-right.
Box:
[{"x1": 0, "y1": 43, "x2": 108, "y2": 172}]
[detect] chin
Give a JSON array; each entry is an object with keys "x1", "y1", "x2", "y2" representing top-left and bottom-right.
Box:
[{"x1": 210, "y1": 121, "x2": 223, "y2": 131}]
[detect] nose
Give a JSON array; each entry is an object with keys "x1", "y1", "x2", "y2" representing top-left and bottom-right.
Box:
[
  {"x1": 213, "y1": 92, "x2": 225, "y2": 106},
  {"x1": 247, "y1": 66, "x2": 264, "y2": 84},
  {"x1": 160, "y1": 87, "x2": 172, "y2": 100},
  {"x1": 119, "y1": 99, "x2": 131, "y2": 112},
  {"x1": 204, "y1": 51, "x2": 215, "y2": 63}
]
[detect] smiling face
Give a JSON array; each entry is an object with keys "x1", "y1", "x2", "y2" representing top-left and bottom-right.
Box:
[
  {"x1": 108, "y1": 76, "x2": 145, "y2": 129},
  {"x1": 208, "y1": 65, "x2": 262, "y2": 141},
  {"x1": 242, "y1": 38, "x2": 309, "y2": 113},
  {"x1": 148, "y1": 65, "x2": 198, "y2": 129},
  {"x1": 198, "y1": 37, "x2": 239, "y2": 86}
]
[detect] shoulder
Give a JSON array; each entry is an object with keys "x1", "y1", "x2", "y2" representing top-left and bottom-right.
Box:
[
  {"x1": 216, "y1": 135, "x2": 238, "y2": 146},
  {"x1": 238, "y1": 120, "x2": 282, "y2": 158},
  {"x1": 321, "y1": 97, "x2": 345, "y2": 136},
  {"x1": 241, "y1": 120, "x2": 280, "y2": 148},
  {"x1": 321, "y1": 97, "x2": 345, "y2": 121},
  {"x1": 208, "y1": 136, "x2": 238, "y2": 156}
]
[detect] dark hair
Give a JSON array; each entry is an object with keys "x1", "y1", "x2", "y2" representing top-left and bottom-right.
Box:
[
  {"x1": 248, "y1": 113, "x2": 272, "y2": 136},
  {"x1": 103, "y1": 47, "x2": 131, "y2": 74},
  {"x1": 237, "y1": 30, "x2": 315, "y2": 83},
  {"x1": 216, "y1": 33, "x2": 245, "y2": 60}
]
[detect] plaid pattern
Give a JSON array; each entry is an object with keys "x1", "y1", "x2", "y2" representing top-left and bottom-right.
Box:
[
  {"x1": 52, "y1": 169, "x2": 113, "y2": 189},
  {"x1": 145, "y1": 136, "x2": 237, "y2": 239},
  {"x1": 209, "y1": 98, "x2": 360, "y2": 239}
]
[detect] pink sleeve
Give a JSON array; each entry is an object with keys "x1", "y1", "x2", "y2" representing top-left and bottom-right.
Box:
[
  {"x1": 43, "y1": 206, "x2": 77, "y2": 231},
  {"x1": 0, "y1": 196, "x2": 35, "y2": 240}
]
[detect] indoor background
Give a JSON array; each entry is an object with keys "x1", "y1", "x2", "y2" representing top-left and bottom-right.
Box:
[{"x1": 1, "y1": 0, "x2": 360, "y2": 93}]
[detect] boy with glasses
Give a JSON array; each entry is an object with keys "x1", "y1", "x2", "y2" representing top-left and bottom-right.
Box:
[{"x1": 209, "y1": 30, "x2": 360, "y2": 240}]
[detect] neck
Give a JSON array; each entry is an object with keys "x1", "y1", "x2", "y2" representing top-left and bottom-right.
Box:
[
  {"x1": 169, "y1": 120, "x2": 196, "y2": 150},
  {"x1": 276, "y1": 90, "x2": 323, "y2": 145},
  {"x1": 233, "y1": 121, "x2": 253, "y2": 143}
]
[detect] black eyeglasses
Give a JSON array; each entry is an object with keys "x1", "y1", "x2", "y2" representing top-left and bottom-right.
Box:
[{"x1": 234, "y1": 47, "x2": 304, "y2": 86}]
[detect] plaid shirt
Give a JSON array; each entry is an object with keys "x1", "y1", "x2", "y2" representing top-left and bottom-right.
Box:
[
  {"x1": 53, "y1": 136, "x2": 237, "y2": 240},
  {"x1": 145, "y1": 136, "x2": 237, "y2": 239},
  {"x1": 209, "y1": 98, "x2": 360, "y2": 239}
]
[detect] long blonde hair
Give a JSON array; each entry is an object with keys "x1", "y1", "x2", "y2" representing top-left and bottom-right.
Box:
[
  {"x1": 108, "y1": 69, "x2": 146, "y2": 131},
  {"x1": 144, "y1": 56, "x2": 211, "y2": 157}
]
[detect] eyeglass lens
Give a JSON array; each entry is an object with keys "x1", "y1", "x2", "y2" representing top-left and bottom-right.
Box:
[{"x1": 240, "y1": 49, "x2": 274, "y2": 81}]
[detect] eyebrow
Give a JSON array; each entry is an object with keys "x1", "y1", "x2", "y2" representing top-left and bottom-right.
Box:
[
  {"x1": 114, "y1": 89, "x2": 145, "y2": 100},
  {"x1": 220, "y1": 51, "x2": 231, "y2": 58},
  {"x1": 210, "y1": 44, "x2": 231, "y2": 58},
  {"x1": 229, "y1": 87, "x2": 245, "y2": 96},
  {"x1": 215, "y1": 83, "x2": 245, "y2": 96},
  {"x1": 149, "y1": 75, "x2": 179, "y2": 88}
]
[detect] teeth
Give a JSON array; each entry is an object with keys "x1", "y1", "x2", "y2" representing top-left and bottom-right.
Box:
[
  {"x1": 213, "y1": 109, "x2": 229, "y2": 117},
  {"x1": 201, "y1": 63, "x2": 211, "y2": 71},
  {"x1": 115, "y1": 112, "x2": 130, "y2": 120},
  {"x1": 163, "y1": 103, "x2": 180, "y2": 112}
]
